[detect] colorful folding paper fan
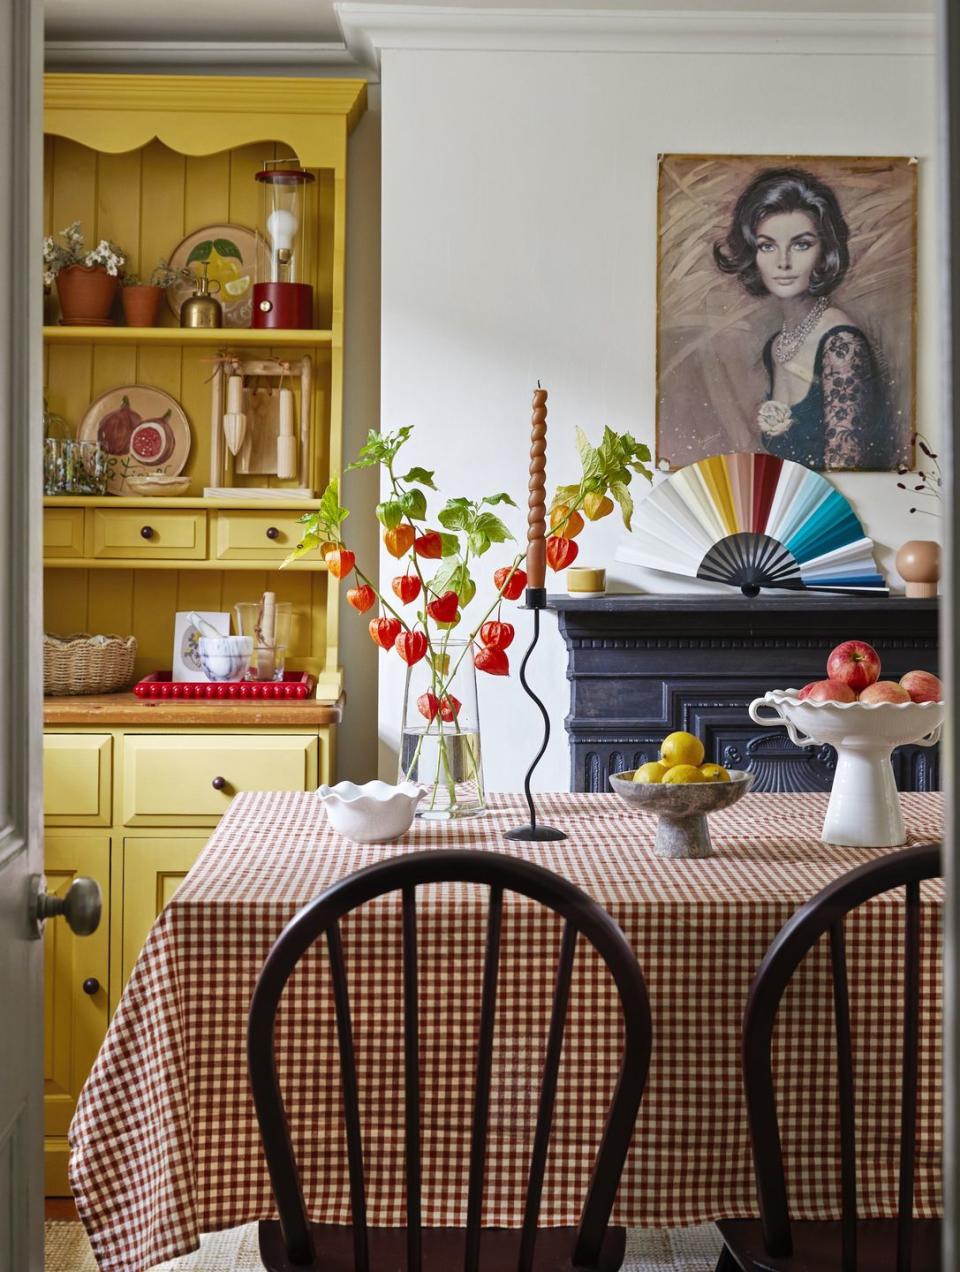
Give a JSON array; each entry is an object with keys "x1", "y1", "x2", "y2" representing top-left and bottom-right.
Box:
[{"x1": 617, "y1": 453, "x2": 887, "y2": 596}]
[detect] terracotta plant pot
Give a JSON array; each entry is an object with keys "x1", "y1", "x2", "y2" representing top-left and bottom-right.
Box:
[
  {"x1": 55, "y1": 264, "x2": 118, "y2": 325},
  {"x1": 122, "y1": 284, "x2": 163, "y2": 328}
]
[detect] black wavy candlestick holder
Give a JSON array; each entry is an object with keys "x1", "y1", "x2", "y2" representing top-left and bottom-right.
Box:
[{"x1": 504, "y1": 587, "x2": 567, "y2": 842}]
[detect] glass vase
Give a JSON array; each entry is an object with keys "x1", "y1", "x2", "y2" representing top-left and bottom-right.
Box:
[{"x1": 399, "y1": 638, "x2": 485, "y2": 819}]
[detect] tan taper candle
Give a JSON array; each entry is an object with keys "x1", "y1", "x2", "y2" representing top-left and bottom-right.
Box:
[{"x1": 526, "y1": 387, "x2": 548, "y2": 589}]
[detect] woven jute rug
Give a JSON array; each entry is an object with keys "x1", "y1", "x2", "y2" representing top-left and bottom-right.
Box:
[{"x1": 46, "y1": 1220, "x2": 724, "y2": 1271}]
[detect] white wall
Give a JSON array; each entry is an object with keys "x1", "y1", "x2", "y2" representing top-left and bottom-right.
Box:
[{"x1": 377, "y1": 38, "x2": 938, "y2": 793}]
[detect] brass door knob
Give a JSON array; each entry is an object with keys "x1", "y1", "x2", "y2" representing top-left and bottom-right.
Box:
[{"x1": 31, "y1": 876, "x2": 102, "y2": 938}]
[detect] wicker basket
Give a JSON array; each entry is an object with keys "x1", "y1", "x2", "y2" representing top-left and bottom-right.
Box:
[{"x1": 44, "y1": 633, "x2": 138, "y2": 696}]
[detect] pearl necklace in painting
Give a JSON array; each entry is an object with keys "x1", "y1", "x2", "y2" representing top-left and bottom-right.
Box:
[{"x1": 773, "y1": 295, "x2": 831, "y2": 365}]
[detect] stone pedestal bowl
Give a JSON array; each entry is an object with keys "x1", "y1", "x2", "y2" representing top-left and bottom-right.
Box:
[
  {"x1": 749, "y1": 690, "x2": 944, "y2": 848},
  {"x1": 609, "y1": 769, "x2": 754, "y2": 859}
]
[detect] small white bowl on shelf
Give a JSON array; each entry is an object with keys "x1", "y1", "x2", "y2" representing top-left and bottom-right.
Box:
[
  {"x1": 749, "y1": 689, "x2": 944, "y2": 848},
  {"x1": 317, "y1": 780, "x2": 429, "y2": 843},
  {"x1": 125, "y1": 475, "x2": 191, "y2": 497}
]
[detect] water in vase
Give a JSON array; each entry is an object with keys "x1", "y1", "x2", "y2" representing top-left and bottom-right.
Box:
[{"x1": 400, "y1": 726, "x2": 485, "y2": 819}]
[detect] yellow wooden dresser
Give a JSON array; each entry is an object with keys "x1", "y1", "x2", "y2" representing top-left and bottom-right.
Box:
[{"x1": 41, "y1": 74, "x2": 365, "y2": 1193}]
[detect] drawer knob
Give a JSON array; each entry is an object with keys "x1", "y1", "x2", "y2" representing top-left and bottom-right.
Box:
[
  {"x1": 211, "y1": 775, "x2": 227, "y2": 791},
  {"x1": 82, "y1": 977, "x2": 100, "y2": 996},
  {"x1": 265, "y1": 526, "x2": 280, "y2": 541},
  {"x1": 140, "y1": 525, "x2": 155, "y2": 540}
]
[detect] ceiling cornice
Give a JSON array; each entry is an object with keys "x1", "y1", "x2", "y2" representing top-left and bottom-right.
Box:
[
  {"x1": 335, "y1": 4, "x2": 935, "y2": 72},
  {"x1": 44, "y1": 40, "x2": 358, "y2": 73}
]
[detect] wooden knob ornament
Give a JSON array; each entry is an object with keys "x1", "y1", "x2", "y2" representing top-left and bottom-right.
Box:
[{"x1": 895, "y1": 539, "x2": 940, "y2": 598}]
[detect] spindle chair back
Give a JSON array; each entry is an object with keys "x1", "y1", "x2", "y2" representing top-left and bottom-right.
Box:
[
  {"x1": 715, "y1": 843, "x2": 942, "y2": 1272},
  {"x1": 248, "y1": 848, "x2": 652, "y2": 1272}
]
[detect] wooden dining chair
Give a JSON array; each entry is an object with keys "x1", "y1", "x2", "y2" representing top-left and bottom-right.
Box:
[
  {"x1": 715, "y1": 843, "x2": 942, "y2": 1272},
  {"x1": 247, "y1": 848, "x2": 652, "y2": 1272}
]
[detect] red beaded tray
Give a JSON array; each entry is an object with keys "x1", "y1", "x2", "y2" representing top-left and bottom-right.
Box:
[{"x1": 133, "y1": 671, "x2": 316, "y2": 700}]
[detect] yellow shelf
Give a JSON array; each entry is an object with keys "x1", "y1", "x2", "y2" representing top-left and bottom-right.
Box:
[
  {"x1": 42, "y1": 557, "x2": 326, "y2": 571},
  {"x1": 43, "y1": 326, "x2": 334, "y2": 347},
  {"x1": 43, "y1": 495, "x2": 321, "y2": 510}
]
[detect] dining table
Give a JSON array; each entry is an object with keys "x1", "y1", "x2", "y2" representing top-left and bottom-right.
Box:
[{"x1": 68, "y1": 789, "x2": 944, "y2": 1272}]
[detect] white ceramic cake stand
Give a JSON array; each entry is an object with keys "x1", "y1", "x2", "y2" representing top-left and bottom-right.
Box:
[{"x1": 749, "y1": 690, "x2": 944, "y2": 848}]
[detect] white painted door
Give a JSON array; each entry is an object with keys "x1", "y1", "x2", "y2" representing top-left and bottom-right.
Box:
[{"x1": 0, "y1": 1, "x2": 46, "y2": 1268}]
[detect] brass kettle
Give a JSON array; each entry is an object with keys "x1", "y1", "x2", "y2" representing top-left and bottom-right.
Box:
[{"x1": 180, "y1": 268, "x2": 222, "y2": 329}]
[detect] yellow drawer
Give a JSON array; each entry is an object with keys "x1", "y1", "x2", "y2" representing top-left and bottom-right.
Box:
[
  {"x1": 88, "y1": 508, "x2": 207, "y2": 560},
  {"x1": 213, "y1": 510, "x2": 306, "y2": 561},
  {"x1": 121, "y1": 733, "x2": 319, "y2": 826},
  {"x1": 43, "y1": 734, "x2": 112, "y2": 826},
  {"x1": 44, "y1": 508, "x2": 85, "y2": 559}
]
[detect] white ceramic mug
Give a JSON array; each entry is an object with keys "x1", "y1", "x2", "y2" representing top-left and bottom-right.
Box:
[{"x1": 198, "y1": 635, "x2": 254, "y2": 683}]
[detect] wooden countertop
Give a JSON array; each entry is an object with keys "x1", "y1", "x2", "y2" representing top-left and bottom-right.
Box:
[{"x1": 44, "y1": 692, "x2": 344, "y2": 727}]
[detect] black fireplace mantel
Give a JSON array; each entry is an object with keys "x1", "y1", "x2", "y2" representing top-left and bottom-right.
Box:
[{"x1": 548, "y1": 593, "x2": 940, "y2": 794}]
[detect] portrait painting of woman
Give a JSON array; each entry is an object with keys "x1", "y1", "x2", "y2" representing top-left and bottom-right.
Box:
[{"x1": 656, "y1": 155, "x2": 916, "y2": 471}]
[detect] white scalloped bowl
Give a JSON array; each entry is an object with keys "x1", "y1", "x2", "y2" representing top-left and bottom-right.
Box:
[
  {"x1": 753, "y1": 689, "x2": 944, "y2": 750},
  {"x1": 317, "y1": 780, "x2": 429, "y2": 843},
  {"x1": 749, "y1": 689, "x2": 943, "y2": 848}
]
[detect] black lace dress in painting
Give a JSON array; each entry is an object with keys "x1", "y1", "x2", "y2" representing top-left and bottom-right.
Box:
[{"x1": 760, "y1": 324, "x2": 888, "y2": 470}]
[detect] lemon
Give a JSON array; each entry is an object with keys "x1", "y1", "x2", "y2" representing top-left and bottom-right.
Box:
[
  {"x1": 632, "y1": 761, "x2": 668, "y2": 784},
  {"x1": 660, "y1": 731, "x2": 705, "y2": 769},
  {"x1": 205, "y1": 247, "x2": 251, "y2": 300},
  {"x1": 661, "y1": 764, "x2": 705, "y2": 784},
  {"x1": 700, "y1": 764, "x2": 731, "y2": 782}
]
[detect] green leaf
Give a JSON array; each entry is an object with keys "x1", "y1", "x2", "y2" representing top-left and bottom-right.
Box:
[
  {"x1": 318, "y1": 479, "x2": 349, "y2": 530},
  {"x1": 213, "y1": 237, "x2": 242, "y2": 262},
  {"x1": 185, "y1": 241, "x2": 213, "y2": 266},
  {"x1": 376, "y1": 498, "x2": 404, "y2": 530},
  {"x1": 347, "y1": 425, "x2": 414, "y2": 471},
  {"x1": 474, "y1": 512, "x2": 513, "y2": 544},
  {"x1": 439, "y1": 532, "x2": 460, "y2": 557},
  {"x1": 482, "y1": 491, "x2": 517, "y2": 508},
  {"x1": 427, "y1": 557, "x2": 461, "y2": 595},
  {"x1": 400, "y1": 488, "x2": 427, "y2": 521},
  {"x1": 550, "y1": 483, "x2": 579, "y2": 511},
  {"x1": 401, "y1": 466, "x2": 437, "y2": 490},
  {"x1": 438, "y1": 500, "x2": 472, "y2": 532},
  {"x1": 281, "y1": 532, "x2": 323, "y2": 569},
  {"x1": 610, "y1": 480, "x2": 634, "y2": 531}
]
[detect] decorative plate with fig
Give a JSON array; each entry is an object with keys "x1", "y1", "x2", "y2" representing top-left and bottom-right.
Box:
[{"x1": 78, "y1": 385, "x2": 190, "y2": 494}]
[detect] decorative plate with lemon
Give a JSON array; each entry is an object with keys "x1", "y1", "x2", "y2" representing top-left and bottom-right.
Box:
[
  {"x1": 609, "y1": 731, "x2": 753, "y2": 859},
  {"x1": 166, "y1": 223, "x2": 260, "y2": 327}
]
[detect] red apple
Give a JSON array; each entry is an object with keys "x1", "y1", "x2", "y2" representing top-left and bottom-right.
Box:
[
  {"x1": 899, "y1": 670, "x2": 943, "y2": 704},
  {"x1": 825, "y1": 640, "x2": 881, "y2": 693},
  {"x1": 858, "y1": 681, "x2": 911, "y2": 704},
  {"x1": 798, "y1": 679, "x2": 857, "y2": 703}
]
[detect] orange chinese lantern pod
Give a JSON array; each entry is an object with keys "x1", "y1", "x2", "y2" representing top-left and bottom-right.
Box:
[
  {"x1": 474, "y1": 646, "x2": 509, "y2": 676},
  {"x1": 583, "y1": 491, "x2": 615, "y2": 521},
  {"x1": 549, "y1": 504, "x2": 585, "y2": 540},
  {"x1": 392, "y1": 574, "x2": 421, "y2": 603},
  {"x1": 493, "y1": 566, "x2": 527, "y2": 600},
  {"x1": 546, "y1": 536, "x2": 578, "y2": 572},
  {"x1": 368, "y1": 617, "x2": 401, "y2": 650},
  {"x1": 480, "y1": 621, "x2": 515, "y2": 650},
  {"x1": 383, "y1": 525, "x2": 415, "y2": 558},
  {"x1": 439, "y1": 695, "x2": 462, "y2": 722},
  {"x1": 395, "y1": 630, "x2": 428, "y2": 665},
  {"x1": 324, "y1": 547, "x2": 356, "y2": 579},
  {"x1": 346, "y1": 584, "x2": 376, "y2": 613},
  {"x1": 417, "y1": 692, "x2": 440, "y2": 721},
  {"x1": 425, "y1": 591, "x2": 459, "y2": 623},
  {"x1": 414, "y1": 530, "x2": 443, "y2": 559}
]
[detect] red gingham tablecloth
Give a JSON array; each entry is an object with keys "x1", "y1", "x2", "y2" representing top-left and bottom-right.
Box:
[{"x1": 69, "y1": 791, "x2": 943, "y2": 1272}]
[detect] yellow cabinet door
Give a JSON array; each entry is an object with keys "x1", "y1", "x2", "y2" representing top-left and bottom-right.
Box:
[
  {"x1": 43, "y1": 833, "x2": 110, "y2": 1196},
  {"x1": 121, "y1": 733, "x2": 319, "y2": 826},
  {"x1": 213, "y1": 510, "x2": 307, "y2": 561},
  {"x1": 43, "y1": 733, "x2": 112, "y2": 826},
  {"x1": 88, "y1": 507, "x2": 207, "y2": 560},
  {"x1": 120, "y1": 837, "x2": 208, "y2": 988},
  {"x1": 43, "y1": 507, "x2": 85, "y2": 560}
]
